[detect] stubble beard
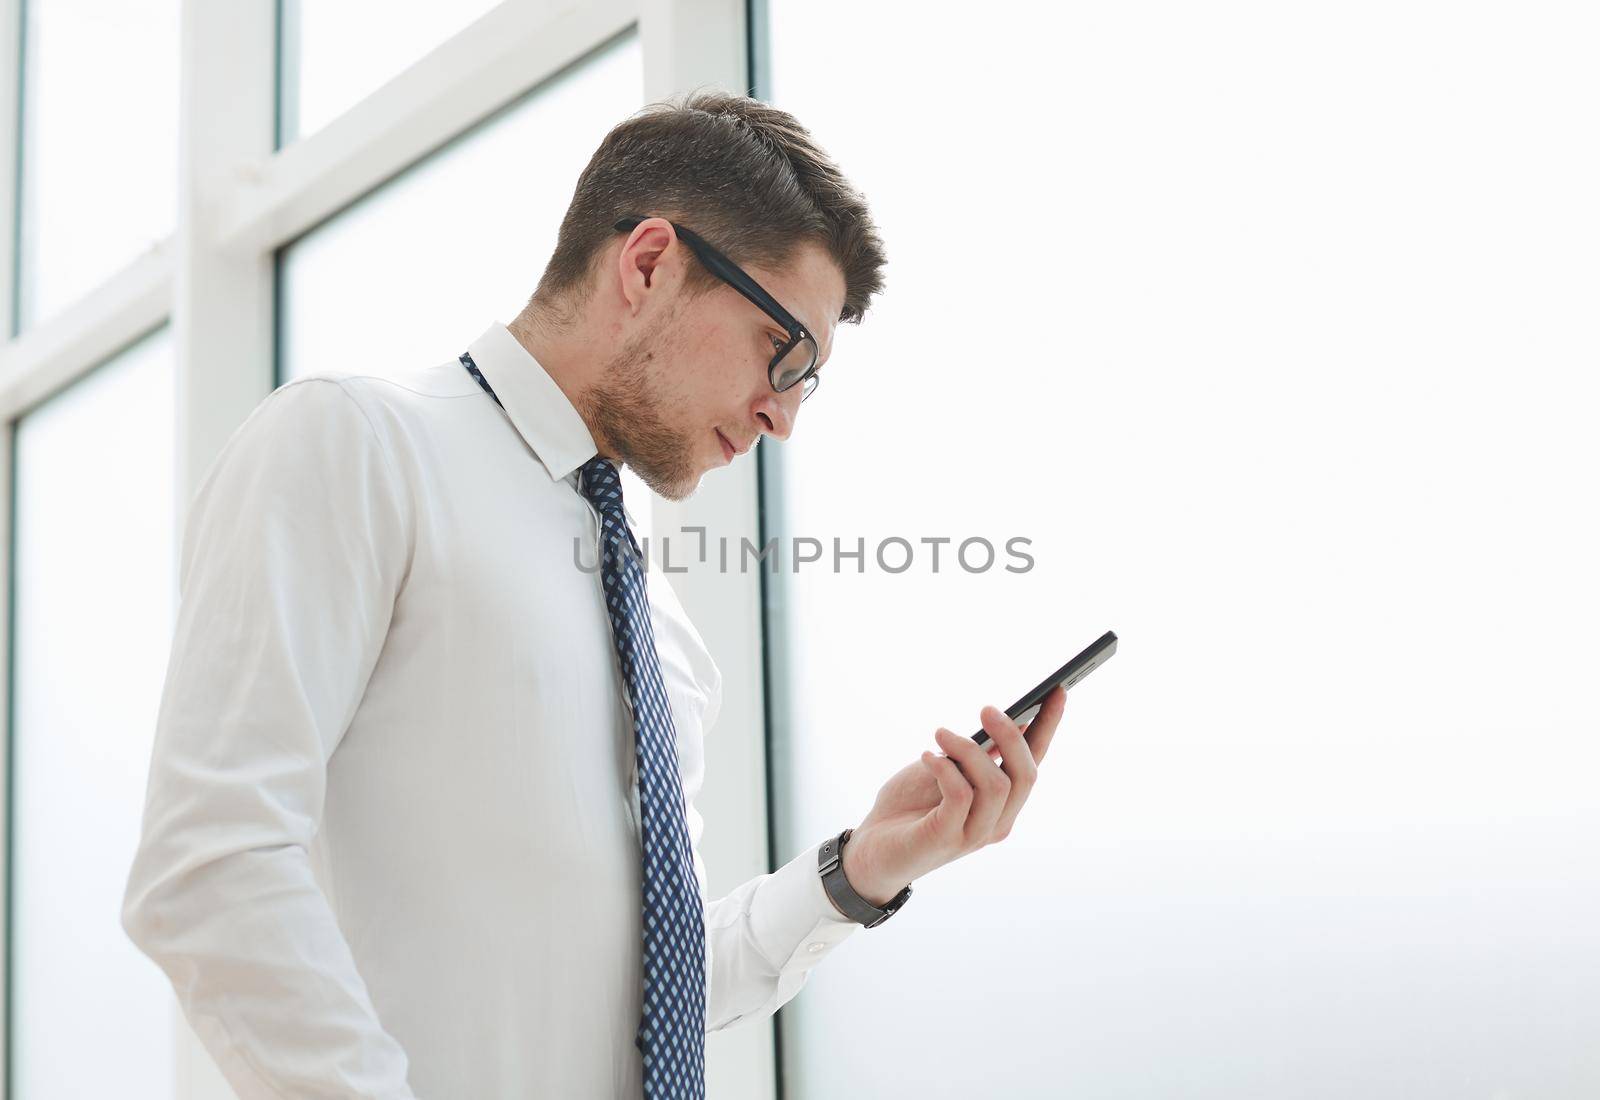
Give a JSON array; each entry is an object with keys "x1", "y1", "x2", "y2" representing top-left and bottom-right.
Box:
[{"x1": 578, "y1": 320, "x2": 703, "y2": 503}]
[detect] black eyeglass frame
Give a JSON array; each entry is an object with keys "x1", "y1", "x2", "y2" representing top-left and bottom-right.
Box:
[{"x1": 614, "y1": 215, "x2": 821, "y2": 401}]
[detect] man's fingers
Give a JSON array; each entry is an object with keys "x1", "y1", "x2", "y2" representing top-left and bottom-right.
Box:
[
  {"x1": 934, "y1": 726, "x2": 1008, "y2": 849},
  {"x1": 1024, "y1": 685, "x2": 1068, "y2": 765},
  {"x1": 920, "y1": 740, "x2": 972, "y2": 836},
  {"x1": 922, "y1": 688, "x2": 1068, "y2": 856},
  {"x1": 979, "y1": 704, "x2": 1039, "y2": 843}
]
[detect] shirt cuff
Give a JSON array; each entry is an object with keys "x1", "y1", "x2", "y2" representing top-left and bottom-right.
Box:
[{"x1": 747, "y1": 837, "x2": 861, "y2": 974}]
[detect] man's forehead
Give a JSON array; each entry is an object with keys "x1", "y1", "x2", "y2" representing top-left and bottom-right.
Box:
[{"x1": 807, "y1": 308, "x2": 838, "y2": 368}]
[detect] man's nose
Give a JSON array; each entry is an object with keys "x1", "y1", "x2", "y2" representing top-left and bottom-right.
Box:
[{"x1": 753, "y1": 389, "x2": 798, "y2": 441}]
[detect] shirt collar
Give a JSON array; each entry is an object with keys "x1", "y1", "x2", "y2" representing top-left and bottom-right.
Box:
[{"x1": 465, "y1": 321, "x2": 599, "y2": 484}]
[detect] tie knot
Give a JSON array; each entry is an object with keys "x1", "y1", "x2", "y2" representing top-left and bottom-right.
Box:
[{"x1": 579, "y1": 455, "x2": 625, "y2": 514}]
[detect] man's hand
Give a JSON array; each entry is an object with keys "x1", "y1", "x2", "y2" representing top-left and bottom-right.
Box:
[{"x1": 839, "y1": 686, "x2": 1068, "y2": 906}]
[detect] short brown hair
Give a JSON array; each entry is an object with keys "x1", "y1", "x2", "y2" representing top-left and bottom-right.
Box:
[{"x1": 531, "y1": 88, "x2": 886, "y2": 326}]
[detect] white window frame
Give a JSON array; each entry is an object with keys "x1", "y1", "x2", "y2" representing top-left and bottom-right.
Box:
[{"x1": 0, "y1": 1, "x2": 776, "y2": 1096}]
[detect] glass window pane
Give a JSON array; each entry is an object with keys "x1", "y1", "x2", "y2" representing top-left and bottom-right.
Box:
[
  {"x1": 764, "y1": 4, "x2": 1600, "y2": 1098},
  {"x1": 15, "y1": 0, "x2": 179, "y2": 332},
  {"x1": 278, "y1": 29, "x2": 649, "y2": 525},
  {"x1": 10, "y1": 327, "x2": 177, "y2": 1098},
  {"x1": 278, "y1": 0, "x2": 506, "y2": 146}
]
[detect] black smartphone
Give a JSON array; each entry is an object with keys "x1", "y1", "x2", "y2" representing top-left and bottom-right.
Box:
[{"x1": 971, "y1": 630, "x2": 1118, "y2": 747}]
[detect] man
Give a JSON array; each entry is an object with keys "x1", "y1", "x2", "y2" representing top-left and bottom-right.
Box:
[{"x1": 121, "y1": 90, "x2": 1066, "y2": 1098}]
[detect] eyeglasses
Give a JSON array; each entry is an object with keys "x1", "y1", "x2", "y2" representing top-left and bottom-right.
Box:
[{"x1": 614, "y1": 215, "x2": 822, "y2": 401}]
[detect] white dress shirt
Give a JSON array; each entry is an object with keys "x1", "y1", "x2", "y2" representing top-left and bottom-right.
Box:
[{"x1": 121, "y1": 321, "x2": 860, "y2": 1099}]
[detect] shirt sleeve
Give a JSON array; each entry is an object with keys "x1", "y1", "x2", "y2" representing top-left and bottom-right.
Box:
[
  {"x1": 120, "y1": 377, "x2": 420, "y2": 1099},
  {"x1": 703, "y1": 837, "x2": 863, "y2": 1032},
  {"x1": 690, "y1": 664, "x2": 864, "y2": 1033}
]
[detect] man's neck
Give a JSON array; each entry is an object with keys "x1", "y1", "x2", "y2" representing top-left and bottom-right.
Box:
[{"x1": 506, "y1": 310, "x2": 620, "y2": 460}]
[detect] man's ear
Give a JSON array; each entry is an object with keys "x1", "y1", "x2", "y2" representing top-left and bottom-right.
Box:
[{"x1": 615, "y1": 219, "x2": 682, "y2": 316}]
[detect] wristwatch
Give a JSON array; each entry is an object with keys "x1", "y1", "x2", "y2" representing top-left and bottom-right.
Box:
[{"x1": 818, "y1": 827, "x2": 913, "y2": 928}]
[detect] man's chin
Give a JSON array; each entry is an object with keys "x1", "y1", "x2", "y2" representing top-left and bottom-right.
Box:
[
  {"x1": 657, "y1": 474, "x2": 704, "y2": 503},
  {"x1": 632, "y1": 462, "x2": 703, "y2": 504}
]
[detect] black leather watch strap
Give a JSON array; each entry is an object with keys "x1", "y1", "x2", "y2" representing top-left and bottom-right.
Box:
[{"x1": 818, "y1": 826, "x2": 913, "y2": 928}]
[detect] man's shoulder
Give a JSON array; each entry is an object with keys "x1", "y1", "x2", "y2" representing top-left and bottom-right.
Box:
[
  {"x1": 273, "y1": 358, "x2": 482, "y2": 446},
  {"x1": 289, "y1": 356, "x2": 478, "y2": 413}
]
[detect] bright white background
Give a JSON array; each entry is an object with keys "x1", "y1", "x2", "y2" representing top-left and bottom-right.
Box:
[
  {"x1": 278, "y1": 0, "x2": 502, "y2": 144},
  {"x1": 11, "y1": 327, "x2": 176, "y2": 1097},
  {"x1": 763, "y1": 1, "x2": 1600, "y2": 1096},
  {"x1": 15, "y1": 0, "x2": 177, "y2": 329}
]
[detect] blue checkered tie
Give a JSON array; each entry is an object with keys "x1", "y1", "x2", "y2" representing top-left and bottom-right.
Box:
[
  {"x1": 459, "y1": 352, "x2": 706, "y2": 1097},
  {"x1": 578, "y1": 456, "x2": 707, "y2": 1097}
]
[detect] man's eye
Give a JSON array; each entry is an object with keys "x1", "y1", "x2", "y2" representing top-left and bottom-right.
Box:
[{"x1": 769, "y1": 334, "x2": 786, "y2": 354}]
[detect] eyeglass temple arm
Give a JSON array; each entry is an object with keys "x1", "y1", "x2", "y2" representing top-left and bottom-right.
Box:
[{"x1": 614, "y1": 216, "x2": 809, "y2": 339}]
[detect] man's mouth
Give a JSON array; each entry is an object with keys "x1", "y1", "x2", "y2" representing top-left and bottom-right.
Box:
[{"x1": 715, "y1": 429, "x2": 735, "y2": 464}]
